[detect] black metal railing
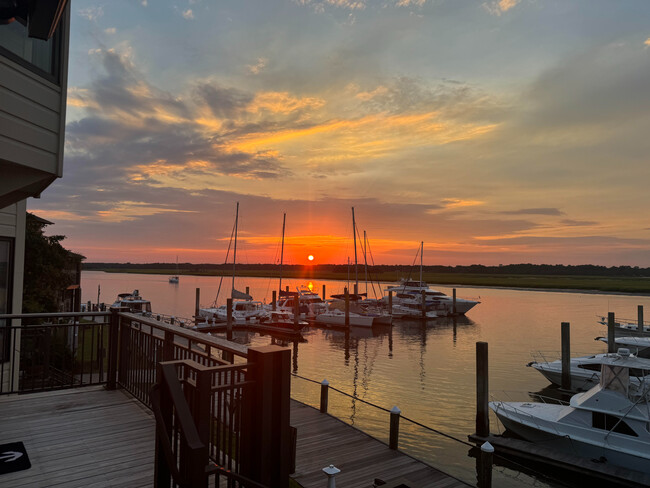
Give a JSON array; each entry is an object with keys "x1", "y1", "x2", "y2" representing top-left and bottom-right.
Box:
[{"x1": 0, "y1": 311, "x2": 111, "y2": 394}]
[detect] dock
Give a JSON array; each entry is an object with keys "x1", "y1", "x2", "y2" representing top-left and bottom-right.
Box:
[{"x1": 0, "y1": 386, "x2": 469, "y2": 488}]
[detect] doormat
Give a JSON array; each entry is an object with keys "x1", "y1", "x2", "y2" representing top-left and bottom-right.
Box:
[{"x1": 0, "y1": 442, "x2": 31, "y2": 475}]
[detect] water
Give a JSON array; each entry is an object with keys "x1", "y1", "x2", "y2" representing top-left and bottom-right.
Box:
[{"x1": 82, "y1": 270, "x2": 650, "y2": 487}]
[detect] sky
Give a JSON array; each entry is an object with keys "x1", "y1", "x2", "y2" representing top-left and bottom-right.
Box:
[{"x1": 28, "y1": 0, "x2": 650, "y2": 266}]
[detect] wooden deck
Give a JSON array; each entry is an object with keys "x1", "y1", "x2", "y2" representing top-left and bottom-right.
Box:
[
  {"x1": 0, "y1": 387, "x2": 469, "y2": 488},
  {"x1": 290, "y1": 401, "x2": 470, "y2": 488},
  {"x1": 0, "y1": 386, "x2": 155, "y2": 488}
]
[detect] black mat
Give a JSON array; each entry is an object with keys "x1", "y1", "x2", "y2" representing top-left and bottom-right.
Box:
[{"x1": 0, "y1": 442, "x2": 31, "y2": 475}]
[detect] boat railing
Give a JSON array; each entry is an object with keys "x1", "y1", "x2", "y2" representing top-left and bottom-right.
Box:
[
  {"x1": 490, "y1": 392, "x2": 569, "y2": 438},
  {"x1": 528, "y1": 349, "x2": 604, "y2": 365}
]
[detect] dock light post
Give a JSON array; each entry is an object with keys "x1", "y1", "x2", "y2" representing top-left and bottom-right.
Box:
[
  {"x1": 389, "y1": 406, "x2": 401, "y2": 450},
  {"x1": 320, "y1": 379, "x2": 329, "y2": 413},
  {"x1": 322, "y1": 465, "x2": 340, "y2": 488}
]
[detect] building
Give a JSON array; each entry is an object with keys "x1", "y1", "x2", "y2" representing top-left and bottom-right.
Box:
[{"x1": 0, "y1": 1, "x2": 70, "y2": 389}]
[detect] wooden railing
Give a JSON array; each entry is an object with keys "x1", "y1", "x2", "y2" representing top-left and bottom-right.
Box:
[{"x1": 1, "y1": 309, "x2": 293, "y2": 488}]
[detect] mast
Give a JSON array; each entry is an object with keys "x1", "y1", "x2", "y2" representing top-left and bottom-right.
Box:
[
  {"x1": 232, "y1": 201, "x2": 239, "y2": 298},
  {"x1": 420, "y1": 241, "x2": 423, "y2": 284},
  {"x1": 278, "y1": 212, "x2": 286, "y2": 298},
  {"x1": 352, "y1": 207, "x2": 358, "y2": 288},
  {"x1": 364, "y1": 230, "x2": 368, "y2": 295}
]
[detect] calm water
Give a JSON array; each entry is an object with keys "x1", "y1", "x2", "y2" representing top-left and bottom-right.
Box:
[{"x1": 82, "y1": 271, "x2": 650, "y2": 487}]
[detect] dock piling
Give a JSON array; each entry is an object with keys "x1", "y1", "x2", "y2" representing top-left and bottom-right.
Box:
[
  {"x1": 389, "y1": 406, "x2": 401, "y2": 450},
  {"x1": 421, "y1": 290, "x2": 426, "y2": 320},
  {"x1": 607, "y1": 312, "x2": 615, "y2": 353},
  {"x1": 294, "y1": 297, "x2": 300, "y2": 328},
  {"x1": 639, "y1": 305, "x2": 644, "y2": 332},
  {"x1": 272, "y1": 290, "x2": 277, "y2": 311},
  {"x1": 320, "y1": 379, "x2": 329, "y2": 413},
  {"x1": 227, "y1": 298, "x2": 233, "y2": 341},
  {"x1": 195, "y1": 288, "x2": 200, "y2": 322},
  {"x1": 388, "y1": 290, "x2": 392, "y2": 314},
  {"x1": 478, "y1": 441, "x2": 494, "y2": 488},
  {"x1": 561, "y1": 322, "x2": 571, "y2": 390},
  {"x1": 345, "y1": 288, "x2": 350, "y2": 328},
  {"x1": 322, "y1": 284, "x2": 326, "y2": 302},
  {"x1": 246, "y1": 286, "x2": 250, "y2": 296},
  {"x1": 453, "y1": 288, "x2": 457, "y2": 315},
  {"x1": 476, "y1": 341, "x2": 489, "y2": 437}
]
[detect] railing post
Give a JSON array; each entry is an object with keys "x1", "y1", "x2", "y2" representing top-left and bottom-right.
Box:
[
  {"x1": 107, "y1": 308, "x2": 120, "y2": 390},
  {"x1": 607, "y1": 312, "x2": 616, "y2": 353},
  {"x1": 476, "y1": 341, "x2": 489, "y2": 437},
  {"x1": 163, "y1": 330, "x2": 174, "y2": 361},
  {"x1": 154, "y1": 362, "x2": 173, "y2": 488},
  {"x1": 241, "y1": 345, "x2": 291, "y2": 488},
  {"x1": 190, "y1": 367, "x2": 211, "y2": 488},
  {"x1": 561, "y1": 322, "x2": 571, "y2": 391},
  {"x1": 320, "y1": 379, "x2": 329, "y2": 413},
  {"x1": 389, "y1": 406, "x2": 401, "y2": 450}
]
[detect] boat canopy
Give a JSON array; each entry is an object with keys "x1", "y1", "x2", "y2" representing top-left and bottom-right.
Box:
[{"x1": 232, "y1": 289, "x2": 253, "y2": 300}]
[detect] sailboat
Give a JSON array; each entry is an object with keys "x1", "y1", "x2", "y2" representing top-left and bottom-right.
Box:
[
  {"x1": 198, "y1": 203, "x2": 266, "y2": 324},
  {"x1": 168, "y1": 256, "x2": 179, "y2": 284}
]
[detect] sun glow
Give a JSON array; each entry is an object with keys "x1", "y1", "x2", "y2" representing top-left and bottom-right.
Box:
[{"x1": 308, "y1": 255, "x2": 314, "y2": 261}]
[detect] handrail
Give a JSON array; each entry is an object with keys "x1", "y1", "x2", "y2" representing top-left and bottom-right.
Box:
[{"x1": 205, "y1": 463, "x2": 269, "y2": 488}]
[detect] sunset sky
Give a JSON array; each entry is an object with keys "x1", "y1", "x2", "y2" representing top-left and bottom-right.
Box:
[{"x1": 29, "y1": 0, "x2": 650, "y2": 266}]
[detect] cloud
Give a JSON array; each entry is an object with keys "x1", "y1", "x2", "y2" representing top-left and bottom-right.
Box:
[
  {"x1": 104, "y1": 27, "x2": 116, "y2": 34},
  {"x1": 247, "y1": 57, "x2": 268, "y2": 75},
  {"x1": 500, "y1": 208, "x2": 564, "y2": 216},
  {"x1": 645, "y1": 38, "x2": 650, "y2": 48},
  {"x1": 440, "y1": 198, "x2": 485, "y2": 209},
  {"x1": 483, "y1": 0, "x2": 520, "y2": 16},
  {"x1": 78, "y1": 6, "x2": 104, "y2": 21},
  {"x1": 182, "y1": 9, "x2": 194, "y2": 20}
]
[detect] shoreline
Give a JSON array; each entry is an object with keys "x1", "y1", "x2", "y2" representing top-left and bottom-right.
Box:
[{"x1": 83, "y1": 269, "x2": 650, "y2": 298}]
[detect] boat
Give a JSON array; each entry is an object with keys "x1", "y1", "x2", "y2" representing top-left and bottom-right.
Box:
[
  {"x1": 315, "y1": 307, "x2": 375, "y2": 328},
  {"x1": 259, "y1": 311, "x2": 308, "y2": 332},
  {"x1": 596, "y1": 336, "x2": 650, "y2": 359},
  {"x1": 598, "y1": 315, "x2": 650, "y2": 337},
  {"x1": 198, "y1": 203, "x2": 267, "y2": 325},
  {"x1": 491, "y1": 350, "x2": 650, "y2": 475},
  {"x1": 111, "y1": 289, "x2": 152, "y2": 314},
  {"x1": 382, "y1": 242, "x2": 479, "y2": 316},
  {"x1": 169, "y1": 256, "x2": 179, "y2": 283},
  {"x1": 528, "y1": 349, "x2": 650, "y2": 393},
  {"x1": 277, "y1": 286, "x2": 328, "y2": 318}
]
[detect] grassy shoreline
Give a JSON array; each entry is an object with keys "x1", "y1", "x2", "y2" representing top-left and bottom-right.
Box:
[{"x1": 87, "y1": 267, "x2": 650, "y2": 295}]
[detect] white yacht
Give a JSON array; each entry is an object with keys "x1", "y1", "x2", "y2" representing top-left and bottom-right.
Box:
[
  {"x1": 111, "y1": 290, "x2": 152, "y2": 314},
  {"x1": 199, "y1": 298, "x2": 267, "y2": 324},
  {"x1": 596, "y1": 336, "x2": 650, "y2": 359},
  {"x1": 383, "y1": 280, "x2": 479, "y2": 315},
  {"x1": 315, "y1": 308, "x2": 375, "y2": 328},
  {"x1": 491, "y1": 351, "x2": 650, "y2": 475},
  {"x1": 597, "y1": 315, "x2": 650, "y2": 337},
  {"x1": 528, "y1": 349, "x2": 650, "y2": 394}
]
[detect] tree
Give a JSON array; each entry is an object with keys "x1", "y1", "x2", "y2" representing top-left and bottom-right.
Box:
[{"x1": 22, "y1": 213, "x2": 84, "y2": 313}]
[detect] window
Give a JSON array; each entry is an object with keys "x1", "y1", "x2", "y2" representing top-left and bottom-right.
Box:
[
  {"x1": 592, "y1": 412, "x2": 638, "y2": 437},
  {"x1": 0, "y1": 238, "x2": 13, "y2": 362},
  {"x1": 0, "y1": 20, "x2": 60, "y2": 81}
]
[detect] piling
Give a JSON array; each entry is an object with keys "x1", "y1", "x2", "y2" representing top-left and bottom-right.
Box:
[
  {"x1": 453, "y1": 288, "x2": 457, "y2": 315},
  {"x1": 476, "y1": 341, "x2": 489, "y2": 437},
  {"x1": 322, "y1": 284, "x2": 326, "y2": 302},
  {"x1": 272, "y1": 290, "x2": 277, "y2": 311},
  {"x1": 388, "y1": 291, "x2": 393, "y2": 313},
  {"x1": 245, "y1": 286, "x2": 250, "y2": 296},
  {"x1": 478, "y1": 442, "x2": 494, "y2": 488},
  {"x1": 389, "y1": 406, "x2": 401, "y2": 450},
  {"x1": 421, "y1": 290, "x2": 426, "y2": 320},
  {"x1": 561, "y1": 322, "x2": 571, "y2": 390},
  {"x1": 345, "y1": 288, "x2": 350, "y2": 327},
  {"x1": 294, "y1": 297, "x2": 300, "y2": 328},
  {"x1": 195, "y1": 288, "x2": 200, "y2": 321},
  {"x1": 607, "y1": 312, "x2": 615, "y2": 353},
  {"x1": 639, "y1": 305, "x2": 644, "y2": 332},
  {"x1": 354, "y1": 283, "x2": 358, "y2": 295},
  {"x1": 320, "y1": 379, "x2": 329, "y2": 413},
  {"x1": 286, "y1": 286, "x2": 290, "y2": 293},
  {"x1": 227, "y1": 298, "x2": 233, "y2": 341}
]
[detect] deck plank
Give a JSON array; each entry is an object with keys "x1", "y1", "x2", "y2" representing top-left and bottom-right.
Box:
[{"x1": 290, "y1": 400, "x2": 469, "y2": 488}]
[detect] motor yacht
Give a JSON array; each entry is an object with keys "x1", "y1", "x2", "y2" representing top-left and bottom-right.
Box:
[
  {"x1": 383, "y1": 280, "x2": 479, "y2": 315},
  {"x1": 491, "y1": 350, "x2": 650, "y2": 475},
  {"x1": 111, "y1": 290, "x2": 152, "y2": 314}
]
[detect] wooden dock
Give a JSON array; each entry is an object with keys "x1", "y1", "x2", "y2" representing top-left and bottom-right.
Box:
[
  {"x1": 0, "y1": 386, "x2": 155, "y2": 488},
  {"x1": 0, "y1": 386, "x2": 469, "y2": 488},
  {"x1": 291, "y1": 401, "x2": 470, "y2": 488}
]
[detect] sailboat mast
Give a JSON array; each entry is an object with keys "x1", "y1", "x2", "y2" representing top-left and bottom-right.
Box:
[
  {"x1": 278, "y1": 212, "x2": 286, "y2": 297},
  {"x1": 364, "y1": 230, "x2": 368, "y2": 295},
  {"x1": 420, "y1": 241, "x2": 423, "y2": 284},
  {"x1": 352, "y1": 207, "x2": 358, "y2": 288},
  {"x1": 232, "y1": 202, "x2": 239, "y2": 298}
]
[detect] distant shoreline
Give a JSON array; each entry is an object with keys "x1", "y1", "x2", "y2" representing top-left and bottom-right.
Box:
[{"x1": 83, "y1": 267, "x2": 650, "y2": 296}]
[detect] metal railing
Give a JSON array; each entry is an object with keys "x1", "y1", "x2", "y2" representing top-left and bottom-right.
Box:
[{"x1": 0, "y1": 311, "x2": 111, "y2": 394}]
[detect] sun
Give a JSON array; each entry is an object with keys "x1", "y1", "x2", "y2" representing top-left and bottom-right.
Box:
[{"x1": 308, "y1": 255, "x2": 314, "y2": 262}]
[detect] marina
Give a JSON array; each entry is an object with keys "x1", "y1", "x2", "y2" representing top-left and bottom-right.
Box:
[{"x1": 81, "y1": 270, "x2": 650, "y2": 487}]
